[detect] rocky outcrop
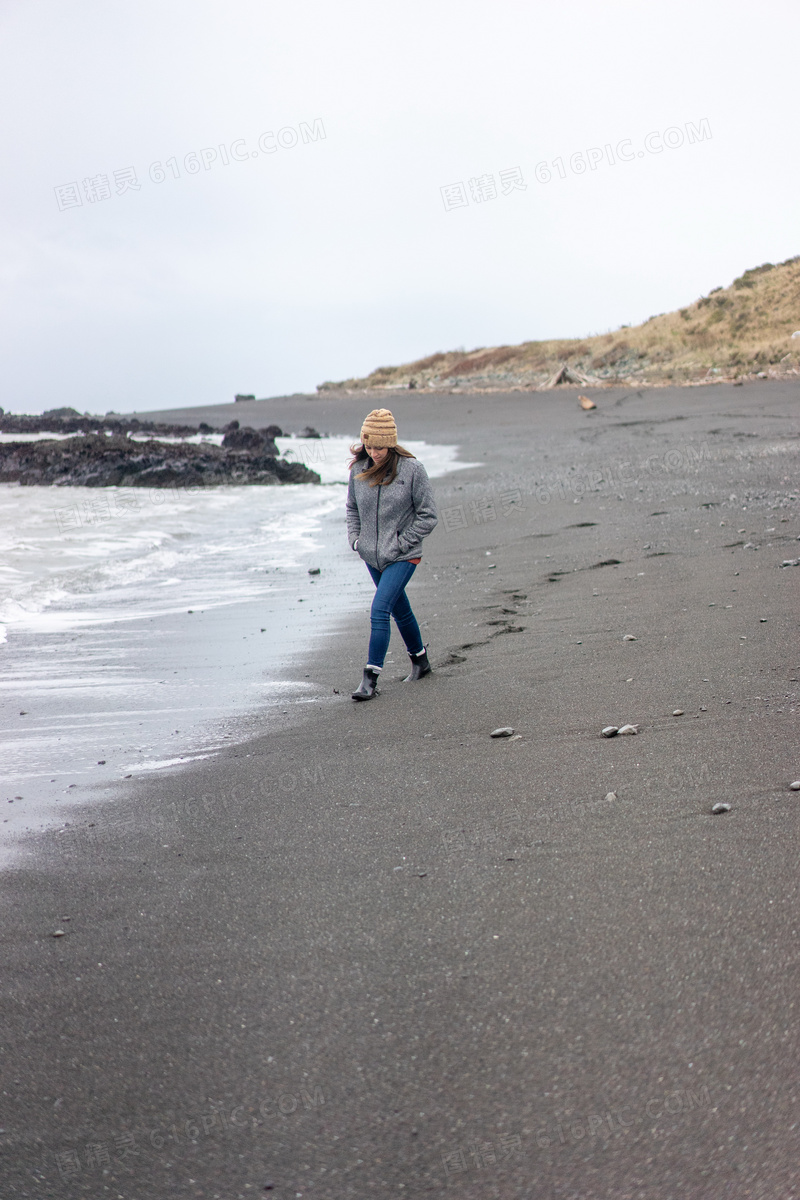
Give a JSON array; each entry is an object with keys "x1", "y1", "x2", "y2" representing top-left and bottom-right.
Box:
[
  {"x1": 221, "y1": 425, "x2": 279, "y2": 455},
  {"x1": 0, "y1": 412, "x2": 201, "y2": 438},
  {"x1": 0, "y1": 434, "x2": 320, "y2": 487}
]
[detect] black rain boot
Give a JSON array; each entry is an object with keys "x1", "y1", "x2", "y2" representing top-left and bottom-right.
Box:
[
  {"x1": 352, "y1": 666, "x2": 381, "y2": 701},
  {"x1": 404, "y1": 647, "x2": 431, "y2": 682}
]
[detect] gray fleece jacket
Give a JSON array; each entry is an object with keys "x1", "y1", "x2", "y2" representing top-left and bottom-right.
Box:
[{"x1": 346, "y1": 455, "x2": 438, "y2": 571}]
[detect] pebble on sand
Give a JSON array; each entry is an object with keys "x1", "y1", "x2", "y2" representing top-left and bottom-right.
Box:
[
  {"x1": 617, "y1": 724, "x2": 639, "y2": 735},
  {"x1": 672, "y1": 709, "x2": 684, "y2": 716},
  {"x1": 604, "y1": 791, "x2": 618, "y2": 802},
  {"x1": 711, "y1": 802, "x2": 731, "y2": 814},
  {"x1": 790, "y1": 781, "x2": 800, "y2": 791},
  {"x1": 601, "y1": 726, "x2": 619, "y2": 737},
  {"x1": 308, "y1": 567, "x2": 321, "y2": 575},
  {"x1": 623, "y1": 634, "x2": 637, "y2": 641},
  {"x1": 490, "y1": 727, "x2": 514, "y2": 738}
]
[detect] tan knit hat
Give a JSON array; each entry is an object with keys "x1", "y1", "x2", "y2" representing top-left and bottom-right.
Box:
[{"x1": 360, "y1": 408, "x2": 397, "y2": 449}]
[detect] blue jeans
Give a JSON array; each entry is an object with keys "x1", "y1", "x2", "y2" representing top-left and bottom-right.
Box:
[{"x1": 366, "y1": 561, "x2": 424, "y2": 668}]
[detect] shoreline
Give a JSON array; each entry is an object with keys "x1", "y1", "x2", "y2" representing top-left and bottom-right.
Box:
[
  {"x1": 2, "y1": 381, "x2": 799, "y2": 1198},
  {"x1": 0, "y1": 438, "x2": 474, "y2": 860}
]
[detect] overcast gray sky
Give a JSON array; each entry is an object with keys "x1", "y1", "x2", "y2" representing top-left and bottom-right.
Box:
[{"x1": 1, "y1": 0, "x2": 797, "y2": 414}]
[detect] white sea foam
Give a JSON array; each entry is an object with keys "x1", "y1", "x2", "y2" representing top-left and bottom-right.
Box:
[{"x1": 123, "y1": 753, "x2": 217, "y2": 773}]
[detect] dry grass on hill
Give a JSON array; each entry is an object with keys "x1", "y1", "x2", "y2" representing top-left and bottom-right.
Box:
[{"x1": 319, "y1": 256, "x2": 800, "y2": 392}]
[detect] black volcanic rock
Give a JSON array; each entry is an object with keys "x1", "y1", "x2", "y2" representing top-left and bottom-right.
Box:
[
  {"x1": 297, "y1": 425, "x2": 322, "y2": 438},
  {"x1": 260, "y1": 424, "x2": 283, "y2": 438},
  {"x1": 0, "y1": 412, "x2": 199, "y2": 438},
  {"x1": 0, "y1": 433, "x2": 319, "y2": 487},
  {"x1": 221, "y1": 426, "x2": 278, "y2": 455}
]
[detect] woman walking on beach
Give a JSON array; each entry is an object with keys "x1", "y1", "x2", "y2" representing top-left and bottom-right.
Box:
[{"x1": 346, "y1": 409, "x2": 438, "y2": 700}]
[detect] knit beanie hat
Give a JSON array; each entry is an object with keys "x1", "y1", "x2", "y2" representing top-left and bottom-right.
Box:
[{"x1": 360, "y1": 408, "x2": 398, "y2": 449}]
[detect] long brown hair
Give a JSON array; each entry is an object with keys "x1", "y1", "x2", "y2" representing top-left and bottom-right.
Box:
[{"x1": 348, "y1": 443, "x2": 416, "y2": 486}]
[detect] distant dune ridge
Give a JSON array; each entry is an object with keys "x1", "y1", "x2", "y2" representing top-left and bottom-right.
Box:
[{"x1": 318, "y1": 256, "x2": 800, "y2": 392}]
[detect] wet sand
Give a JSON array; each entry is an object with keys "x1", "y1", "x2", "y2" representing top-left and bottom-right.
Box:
[{"x1": 2, "y1": 381, "x2": 799, "y2": 1198}]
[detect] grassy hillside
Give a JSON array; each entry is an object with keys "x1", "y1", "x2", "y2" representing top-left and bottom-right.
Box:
[{"x1": 319, "y1": 256, "x2": 800, "y2": 391}]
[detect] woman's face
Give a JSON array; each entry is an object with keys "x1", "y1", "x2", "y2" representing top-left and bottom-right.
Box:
[{"x1": 364, "y1": 444, "x2": 388, "y2": 466}]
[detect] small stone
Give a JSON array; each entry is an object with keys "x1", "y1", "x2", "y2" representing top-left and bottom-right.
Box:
[
  {"x1": 490, "y1": 727, "x2": 514, "y2": 738},
  {"x1": 780, "y1": 559, "x2": 800, "y2": 568},
  {"x1": 308, "y1": 567, "x2": 321, "y2": 575},
  {"x1": 97, "y1": 760, "x2": 106, "y2": 765},
  {"x1": 672, "y1": 709, "x2": 684, "y2": 716},
  {"x1": 711, "y1": 802, "x2": 731, "y2": 814},
  {"x1": 51, "y1": 930, "x2": 66, "y2": 937},
  {"x1": 790, "y1": 781, "x2": 800, "y2": 791},
  {"x1": 700, "y1": 706, "x2": 707, "y2": 711},
  {"x1": 601, "y1": 726, "x2": 619, "y2": 738},
  {"x1": 759, "y1": 618, "x2": 767, "y2": 622},
  {"x1": 623, "y1": 634, "x2": 637, "y2": 641},
  {"x1": 604, "y1": 791, "x2": 617, "y2": 802},
  {"x1": 487, "y1": 564, "x2": 497, "y2": 569},
  {"x1": 617, "y1": 724, "x2": 639, "y2": 735}
]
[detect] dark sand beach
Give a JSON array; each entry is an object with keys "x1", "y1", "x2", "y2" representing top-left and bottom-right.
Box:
[{"x1": 2, "y1": 382, "x2": 799, "y2": 1198}]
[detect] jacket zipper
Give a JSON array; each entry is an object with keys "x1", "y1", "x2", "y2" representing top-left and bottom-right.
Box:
[{"x1": 375, "y1": 483, "x2": 382, "y2": 568}]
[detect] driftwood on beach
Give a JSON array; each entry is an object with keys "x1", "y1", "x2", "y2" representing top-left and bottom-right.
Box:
[{"x1": 543, "y1": 363, "x2": 602, "y2": 388}]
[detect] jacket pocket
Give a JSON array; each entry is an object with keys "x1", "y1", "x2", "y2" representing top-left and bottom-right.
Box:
[
  {"x1": 393, "y1": 530, "x2": 412, "y2": 560},
  {"x1": 397, "y1": 524, "x2": 418, "y2": 554}
]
